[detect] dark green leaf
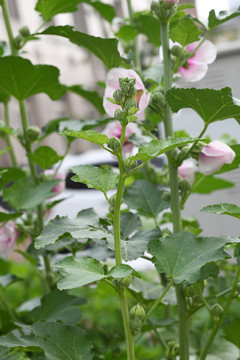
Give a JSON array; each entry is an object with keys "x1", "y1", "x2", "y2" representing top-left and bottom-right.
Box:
[
  {"x1": 148, "y1": 232, "x2": 239, "y2": 284},
  {"x1": 134, "y1": 14, "x2": 161, "y2": 47},
  {"x1": 192, "y1": 173, "x2": 234, "y2": 194},
  {"x1": 0, "y1": 57, "x2": 66, "y2": 100},
  {"x1": 224, "y1": 318, "x2": 240, "y2": 349},
  {"x1": 0, "y1": 168, "x2": 26, "y2": 188},
  {"x1": 142, "y1": 64, "x2": 164, "y2": 84},
  {"x1": 29, "y1": 146, "x2": 62, "y2": 170},
  {"x1": 124, "y1": 180, "x2": 169, "y2": 217},
  {"x1": 0, "y1": 212, "x2": 21, "y2": 221},
  {"x1": 166, "y1": 87, "x2": 240, "y2": 125},
  {"x1": 41, "y1": 26, "x2": 122, "y2": 69},
  {"x1": 68, "y1": 85, "x2": 105, "y2": 115},
  {"x1": 200, "y1": 262, "x2": 219, "y2": 281},
  {"x1": 58, "y1": 117, "x2": 112, "y2": 132},
  {"x1": 88, "y1": 1, "x2": 115, "y2": 22},
  {"x1": 3, "y1": 179, "x2": 60, "y2": 210},
  {"x1": 115, "y1": 25, "x2": 137, "y2": 42},
  {"x1": 120, "y1": 212, "x2": 141, "y2": 240},
  {"x1": 60, "y1": 129, "x2": 109, "y2": 146},
  {"x1": 71, "y1": 165, "x2": 119, "y2": 192},
  {"x1": 208, "y1": 8, "x2": 240, "y2": 30},
  {"x1": 0, "y1": 347, "x2": 29, "y2": 360},
  {"x1": 133, "y1": 137, "x2": 198, "y2": 162},
  {"x1": 201, "y1": 203, "x2": 240, "y2": 219},
  {"x1": 169, "y1": 16, "x2": 202, "y2": 46}
]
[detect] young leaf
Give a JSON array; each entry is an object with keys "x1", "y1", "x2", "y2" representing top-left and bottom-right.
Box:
[
  {"x1": 169, "y1": 16, "x2": 202, "y2": 46},
  {"x1": 60, "y1": 129, "x2": 109, "y2": 146},
  {"x1": 192, "y1": 173, "x2": 234, "y2": 194},
  {"x1": 208, "y1": 8, "x2": 240, "y2": 30},
  {"x1": 71, "y1": 165, "x2": 119, "y2": 193},
  {"x1": 88, "y1": 1, "x2": 115, "y2": 23},
  {"x1": 68, "y1": 85, "x2": 105, "y2": 115},
  {"x1": 0, "y1": 57, "x2": 66, "y2": 100},
  {"x1": 0, "y1": 168, "x2": 26, "y2": 188},
  {"x1": 166, "y1": 87, "x2": 240, "y2": 125},
  {"x1": 29, "y1": 146, "x2": 62, "y2": 170},
  {"x1": 224, "y1": 318, "x2": 240, "y2": 349},
  {"x1": 133, "y1": 137, "x2": 198, "y2": 162},
  {"x1": 201, "y1": 203, "x2": 240, "y2": 219},
  {"x1": 148, "y1": 232, "x2": 239, "y2": 284},
  {"x1": 41, "y1": 26, "x2": 122, "y2": 69}
]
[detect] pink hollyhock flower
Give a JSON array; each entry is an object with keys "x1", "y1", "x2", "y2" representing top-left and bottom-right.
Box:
[
  {"x1": 0, "y1": 221, "x2": 18, "y2": 258},
  {"x1": 104, "y1": 120, "x2": 141, "y2": 154},
  {"x1": 103, "y1": 68, "x2": 150, "y2": 120},
  {"x1": 179, "y1": 39, "x2": 217, "y2": 82},
  {"x1": 178, "y1": 159, "x2": 196, "y2": 184},
  {"x1": 44, "y1": 170, "x2": 65, "y2": 196},
  {"x1": 198, "y1": 140, "x2": 235, "y2": 175}
]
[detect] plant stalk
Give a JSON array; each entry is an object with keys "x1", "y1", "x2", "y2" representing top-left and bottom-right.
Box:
[
  {"x1": 0, "y1": 0, "x2": 17, "y2": 55},
  {"x1": 126, "y1": 0, "x2": 141, "y2": 72},
  {"x1": 3, "y1": 102, "x2": 18, "y2": 167}
]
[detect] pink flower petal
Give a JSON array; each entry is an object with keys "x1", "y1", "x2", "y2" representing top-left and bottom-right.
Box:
[
  {"x1": 189, "y1": 40, "x2": 217, "y2": 65},
  {"x1": 179, "y1": 61, "x2": 208, "y2": 82},
  {"x1": 0, "y1": 221, "x2": 18, "y2": 258},
  {"x1": 178, "y1": 159, "x2": 196, "y2": 184}
]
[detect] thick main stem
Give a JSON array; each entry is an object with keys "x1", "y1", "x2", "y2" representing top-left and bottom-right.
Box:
[
  {"x1": 0, "y1": 0, "x2": 17, "y2": 56},
  {"x1": 160, "y1": 22, "x2": 189, "y2": 360},
  {"x1": 3, "y1": 102, "x2": 18, "y2": 167}
]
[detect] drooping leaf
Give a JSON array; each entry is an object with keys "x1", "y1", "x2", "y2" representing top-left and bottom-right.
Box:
[
  {"x1": 166, "y1": 87, "x2": 240, "y2": 125},
  {"x1": 60, "y1": 129, "x2": 109, "y2": 146},
  {"x1": 71, "y1": 165, "x2": 119, "y2": 193},
  {"x1": 169, "y1": 16, "x2": 202, "y2": 46},
  {"x1": 68, "y1": 85, "x2": 105, "y2": 115},
  {"x1": 29, "y1": 146, "x2": 62, "y2": 170},
  {"x1": 0, "y1": 57, "x2": 66, "y2": 100},
  {"x1": 192, "y1": 173, "x2": 234, "y2": 194},
  {"x1": 88, "y1": 1, "x2": 115, "y2": 23},
  {"x1": 142, "y1": 64, "x2": 164, "y2": 84},
  {"x1": 124, "y1": 180, "x2": 169, "y2": 218},
  {"x1": 115, "y1": 25, "x2": 137, "y2": 42},
  {"x1": 201, "y1": 203, "x2": 240, "y2": 219},
  {"x1": 134, "y1": 14, "x2": 161, "y2": 47},
  {"x1": 0, "y1": 346, "x2": 29, "y2": 360},
  {"x1": 224, "y1": 318, "x2": 240, "y2": 349},
  {"x1": 200, "y1": 262, "x2": 219, "y2": 281},
  {"x1": 41, "y1": 26, "x2": 122, "y2": 69},
  {"x1": 208, "y1": 8, "x2": 240, "y2": 30},
  {"x1": 148, "y1": 232, "x2": 239, "y2": 284},
  {"x1": 120, "y1": 212, "x2": 141, "y2": 240},
  {"x1": 133, "y1": 137, "x2": 198, "y2": 162},
  {"x1": 3, "y1": 179, "x2": 60, "y2": 210}
]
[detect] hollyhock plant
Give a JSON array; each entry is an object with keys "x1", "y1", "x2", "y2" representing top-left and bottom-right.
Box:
[
  {"x1": 179, "y1": 39, "x2": 217, "y2": 82},
  {"x1": 178, "y1": 159, "x2": 196, "y2": 184},
  {"x1": 44, "y1": 170, "x2": 65, "y2": 195},
  {"x1": 198, "y1": 140, "x2": 236, "y2": 175},
  {"x1": 0, "y1": 221, "x2": 18, "y2": 258},
  {"x1": 103, "y1": 68, "x2": 150, "y2": 120},
  {"x1": 104, "y1": 120, "x2": 141, "y2": 154}
]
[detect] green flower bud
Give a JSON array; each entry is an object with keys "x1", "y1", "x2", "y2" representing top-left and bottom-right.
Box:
[
  {"x1": 120, "y1": 81, "x2": 130, "y2": 94},
  {"x1": 171, "y1": 45, "x2": 182, "y2": 57},
  {"x1": 19, "y1": 26, "x2": 30, "y2": 38},
  {"x1": 210, "y1": 303, "x2": 223, "y2": 320},
  {"x1": 151, "y1": 1, "x2": 161, "y2": 16},
  {"x1": 165, "y1": 340, "x2": 179, "y2": 358},
  {"x1": 113, "y1": 89, "x2": 124, "y2": 101},
  {"x1": 114, "y1": 108, "x2": 123, "y2": 121},
  {"x1": 130, "y1": 317, "x2": 142, "y2": 336},
  {"x1": 130, "y1": 304, "x2": 145, "y2": 321},
  {"x1": 179, "y1": 179, "x2": 191, "y2": 192},
  {"x1": 124, "y1": 156, "x2": 138, "y2": 173},
  {"x1": 26, "y1": 126, "x2": 41, "y2": 142},
  {"x1": 108, "y1": 137, "x2": 121, "y2": 152},
  {"x1": 119, "y1": 275, "x2": 132, "y2": 287},
  {"x1": 129, "y1": 78, "x2": 136, "y2": 87},
  {"x1": 128, "y1": 86, "x2": 137, "y2": 96},
  {"x1": 125, "y1": 98, "x2": 137, "y2": 110},
  {"x1": 14, "y1": 35, "x2": 22, "y2": 50},
  {"x1": 162, "y1": 191, "x2": 171, "y2": 202}
]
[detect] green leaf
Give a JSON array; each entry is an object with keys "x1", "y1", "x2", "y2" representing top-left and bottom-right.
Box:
[
  {"x1": 134, "y1": 14, "x2": 161, "y2": 47},
  {"x1": 166, "y1": 87, "x2": 240, "y2": 125},
  {"x1": 133, "y1": 137, "x2": 198, "y2": 162},
  {"x1": 54, "y1": 256, "x2": 136, "y2": 289},
  {"x1": 58, "y1": 118, "x2": 112, "y2": 133},
  {"x1": 0, "y1": 147, "x2": 12, "y2": 156},
  {"x1": 142, "y1": 64, "x2": 164, "y2": 84},
  {"x1": 169, "y1": 16, "x2": 202, "y2": 46},
  {"x1": 199, "y1": 262, "x2": 219, "y2": 281},
  {"x1": 0, "y1": 347, "x2": 29, "y2": 360},
  {"x1": 0, "y1": 212, "x2": 21, "y2": 221},
  {"x1": 0, "y1": 168, "x2": 26, "y2": 188},
  {"x1": 201, "y1": 203, "x2": 240, "y2": 219},
  {"x1": 88, "y1": 1, "x2": 115, "y2": 23},
  {"x1": 71, "y1": 165, "x2": 119, "y2": 193},
  {"x1": 148, "y1": 232, "x2": 239, "y2": 284},
  {"x1": 120, "y1": 212, "x2": 141, "y2": 240},
  {"x1": 0, "y1": 322, "x2": 93, "y2": 360},
  {"x1": 0, "y1": 57, "x2": 66, "y2": 100},
  {"x1": 208, "y1": 8, "x2": 240, "y2": 30},
  {"x1": 41, "y1": 26, "x2": 122, "y2": 69},
  {"x1": 192, "y1": 173, "x2": 234, "y2": 194},
  {"x1": 224, "y1": 318, "x2": 240, "y2": 349},
  {"x1": 60, "y1": 129, "x2": 109, "y2": 146},
  {"x1": 3, "y1": 179, "x2": 60, "y2": 210},
  {"x1": 115, "y1": 25, "x2": 137, "y2": 42},
  {"x1": 124, "y1": 180, "x2": 169, "y2": 218},
  {"x1": 68, "y1": 85, "x2": 105, "y2": 115},
  {"x1": 29, "y1": 146, "x2": 62, "y2": 170}
]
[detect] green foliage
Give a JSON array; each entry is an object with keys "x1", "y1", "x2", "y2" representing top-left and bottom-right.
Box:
[
  {"x1": 0, "y1": 347, "x2": 29, "y2": 360},
  {"x1": 142, "y1": 64, "x2": 164, "y2": 84},
  {"x1": 29, "y1": 146, "x2": 62, "y2": 170},
  {"x1": 166, "y1": 87, "x2": 240, "y2": 125},
  {"x1": 208, "y1": 8, "x2": 240, "y2": 29},
  {"x1": 120, "y1": 212, "x2": 141, "y2": 240},
  {"x1": 224, "y1": 318, "x2": 240, "y2": 349},
  {"x1": 201, "y1": 203, "x2": 240, "y2": 219},
  {"x1": 115, "y1": 25, "x2": 137, "y2": 42},
  {"x1": 0, "y1": 57, "x2": 66, "y2": 100},
  {"x1": 60, "y1": 129, "x2": 109, "y2": 146},
  {"x1": 134, "y1": 14, "x2": 161, "y2": 47},
  {"x1": 41, "y1": 26, "x2": 122, "y2": 69},
  {"x1": 0, "y1": 212, "x2": 21, "y2": 221},
  {"x1": 68, "y1": 85, "x2": 105, "y2": 115},
  {"x1": 169, "y1": 16, "x2": 202, "y2": 46},
  {"x1": 148, "y1": 232, "x2": 239, "y2": 284},
  {"x1": 192, "y1": 173, "x2": 234, "y2": 194}
]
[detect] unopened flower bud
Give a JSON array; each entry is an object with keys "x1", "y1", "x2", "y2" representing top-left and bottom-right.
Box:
[
  {"x1": 171, "y1": 45, "x2": 182, "y2": 57},
  {"x1": 108, "y1": 137, "x2": 121, "y2": 152},
  {"x1": 130, "y1": 304, "x2": 145, "y2": 321},
  {"x1": 19, "y1": 26, "x2": 30, "y2": 38},
  {"x1": 179, "y1": 179, "x2": 191, "y2": 192},
  {"x1": 124, "y1": 156, "x2": 138, "y2": 172},
  {"x1": 162, "y1": 191, "x2": 171, "y2": 202},
  {"x1": 129, "y1": 78, "x2": 136, "y2": 87},
  {"x1": 14, "y1": 35, "x2": 22, "y2": 50},
  {"x1": 113, "y1": 89, "x2": 124, "y2": 102},
  {"x1": 128, "y1": 86, "x2": 137, "y2": 96},
  {"x1": 120, "y1": 81, "x2": 130, "y2": 94},
  {"x1": 119, "y1": 275, "x2": 132, "y2": 287},
  {"x1": 26, "y1": 126, "x2": 41, "y2": 142},
  {"x1": 210, "y1": 303, "x2": 223, "y2": 320},
  {"x1": 165, "y1": 340, "x2": 179, "y2": 358},
  {"x1": 114, "y1": 108, "x2": 123, "y2": 121},
  {"x1": 125, "y1": 98, "x2": 137, "y2": 110},
  {"x1": 151, "y1": 1, "x2": 161, "y2": 16},
  {"x1": 130, "y1": 317, "x2": 142, "y2": 336}
]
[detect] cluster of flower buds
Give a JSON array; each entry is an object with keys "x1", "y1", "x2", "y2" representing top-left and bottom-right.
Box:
[
  {"x1": 113, "y1": 274, "x2": 132, "y2": 290},
  {"x1": 165, "y1": 340, "x2": 180, "y2": 359},
  {"x1": 149, "y1": 87, "x2": 165, "y2": 115},
  {"x1": 151, "y1": 0, "x2": 177, "y2": 23},
  {"x1": 14, "y1": 26, "x2": 31, "y2": 50},
  {"x1": 210, "y1": 303, "x2": 223, "y2": 321},
  {"x1": 129, "y1": 304, "x2": 145, "y2": 336}
]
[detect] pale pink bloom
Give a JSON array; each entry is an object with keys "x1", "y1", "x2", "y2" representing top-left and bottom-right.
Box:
[
  {"x1": 179, "y1": 39, "x2": 217, "y2": 82},
  {"x1": 198, "y1": 140, "x2": 235, "y2": 175},
  {"x1": 0, "y1": 221, "x2": 18, "y2": 258},
  {"x1": 103, "y1": 68, "x2": 150, "y2": 120},
  {"x1": 104, "y1": 120, "x2": 141, "y2": 154},
  {"x1": 178, "y1": 159, "x2": 196, "y2": 184},
  {"x1": 44, "y1": 170, "x2": 65, "y2": 195}
]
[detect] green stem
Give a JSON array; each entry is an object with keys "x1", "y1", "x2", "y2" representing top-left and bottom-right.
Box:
[
  {"x1": 160, "y1": 21, "x2": 189, "y2": 360},
  {"x1": 196, "y1": 283, "x2": 212, "y2": 316},
  {"x1": 126, "y1": 0, "x2": 141, "y2": 72},
  {"x1": 199, "y1": 265, "x2": 240, "y2": 360},
  {"x1": 0, "y1": 0, "x2": 17, "y2": 55},
  {"x1": 3, "y1": 102, "x2": 18, "y2": 167}
]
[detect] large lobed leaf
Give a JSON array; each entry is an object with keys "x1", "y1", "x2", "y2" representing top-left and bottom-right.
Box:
[
  {"x1": 148, "y1": 231, "x2": 240, "y2": 284},
  {"x1": 201, "y1": 203, "x2": 240, "y2": 219},
  {"x1": 166, "y1": 87, "x2": 240, "y2": 125},
  {"x1": 41, "y1": 26, "x2": 122, "y2": 69},
  {"x1": 224, "y1": 318, "x2": 240, "y2": 349},
  {"x1": 0, "y1": 347, "x2": 29, "y2": 360},
  {"x1": 169, "y1": 16, "x2": 202, "y2": 46}
]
